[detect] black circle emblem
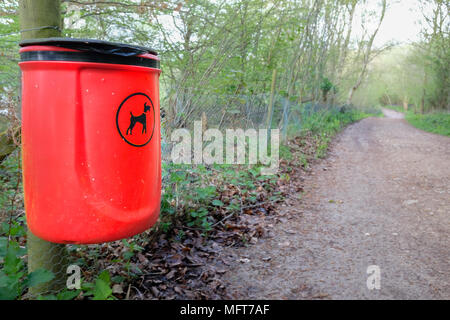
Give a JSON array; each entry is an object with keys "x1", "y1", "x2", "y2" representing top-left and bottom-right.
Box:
[{"x1": 116, "y1": 92, "x2": 155, "y2": 147}]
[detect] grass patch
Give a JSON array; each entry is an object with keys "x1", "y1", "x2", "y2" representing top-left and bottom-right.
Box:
[
  {"x1": 405, "y1": 113, "x2": 450, "y2": 137},
  {"x1": 382, "y1": 105, "x2": 450, "y2": 137},
  {"x1": 288, "y1": 105, "x2": 381, "y2": 159}
]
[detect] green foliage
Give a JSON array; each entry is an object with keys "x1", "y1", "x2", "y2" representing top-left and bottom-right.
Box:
[
  {"x1": 298, "y1": 153, "x2": 309, "y2": 169},
  {"x1": 0, "y1": 151, "x2": 22, "y2": 218},
  {"x1": 384, "y1": 106, "x2": 450, "y2": 137},
  {"x1": 320, "y1": 78, "x2": 335, "y2": 100},
  {"x1": 0, "y1": 239, "x2": 54, "y2": 300},
  {"x1": 81, "y1": 270, "x2": 115, "y2": 300},
  {"x1": 296, "y1": 106, "x2": 377, "y2": 136},
  {"x1": 0, "y1": 0, "x2": 20, "y2": 98},
  {"x1": 158, "y1": 160, "x2": 283, "y2": 237},
  {"x1": 288, "y1": 105, "x2": 379, "y2": 158},
  {"x1": 354, "y1": 29, "x2": 449, "y2": 112},
  {"x1": 38, "y1": 289, "x2": 81, "y2": 300},
  {"x1": 121, "y1": 238, "x2": 144, "y2": 261},
  {"x1": 279, "y1": 144, "x2": 293, "y2": 161},
  {"x1": 406, "y1": 113, "x2": 450, "y2": 137},
  {"x1": 93, "y1": 270, "x2": 114, "y2": 300}
]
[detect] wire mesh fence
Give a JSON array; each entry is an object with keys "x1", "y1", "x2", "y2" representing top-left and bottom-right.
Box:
[{"x1": 159, "y1": 90, "x2": 357, "y2": 160}]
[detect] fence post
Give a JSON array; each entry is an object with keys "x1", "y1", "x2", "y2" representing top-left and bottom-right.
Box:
[
  {"x1": 280, "y1": 98, "x2": 290, "y2": 142},
  {"x1": 266, "y1": 69, "x2": 277, "y2": 132}
]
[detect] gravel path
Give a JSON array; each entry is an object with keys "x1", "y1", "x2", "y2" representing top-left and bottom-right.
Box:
[{"x1": 221, "y1": 109, "x2": 450, "y2": 300}]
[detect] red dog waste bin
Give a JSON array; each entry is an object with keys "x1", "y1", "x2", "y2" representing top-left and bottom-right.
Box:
[{"x1": 19, "y1": 38, "x2": 161, "y2": 244}]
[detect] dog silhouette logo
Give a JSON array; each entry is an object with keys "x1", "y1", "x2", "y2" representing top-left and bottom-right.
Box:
[
  {"x1": 126, "y1": 102, "x2": 151, "y2": 135},
  {"x1": 116, "y1": 92, "x2": 155, "y2": 147}
]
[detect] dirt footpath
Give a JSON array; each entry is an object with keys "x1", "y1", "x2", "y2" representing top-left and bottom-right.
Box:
[{"x1": 221, "y1": 109, "x2": 450, "y2": 300}]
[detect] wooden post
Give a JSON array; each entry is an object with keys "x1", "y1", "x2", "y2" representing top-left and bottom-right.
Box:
[
  {"x1": 421, "y1": 71, "x2": 427, "y2": 114},
  {"x1": 266, "y1": 69, "x2": 277, "y2": 129},
  {"x1": 19, "y1": 0, "x2": 69, "y2": 298}
]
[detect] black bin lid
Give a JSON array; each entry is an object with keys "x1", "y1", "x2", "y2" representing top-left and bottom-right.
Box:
[
  {"x1": 19, "y1": 37, "x2": 158, "y2": 56},
  {"x1": 19, "y1": 38, "x2": 160, "y2": 69}
]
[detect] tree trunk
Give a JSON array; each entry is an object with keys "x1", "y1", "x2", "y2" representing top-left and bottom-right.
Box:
[
  {"x1": 266, "y1": 69, "x2": 277, "y2": 130},
  {"x1": 403, "y1": 97, "x2": 409, "y2": 112},
  {"x1": 346, "y1": 0, "x2": 386, "y2": 106},
  {"x1": 420, "y1": 92, "x2": 425, "y2": 114},
  {"x1": 19, "y1": 0, "x2": 69, "y2": 298},
  {"x1": 322, "y1": 90, "x2": 327, "y2": 104},
  {"x1": 19, "y1": 0, "x2": 62, "y2": 39},
  {"x1": 347, "y1": 85, "x2": 358, "y2": 106},
  {"x1": 421, "y1": 71, "x2": 427, "y2": 114}
]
